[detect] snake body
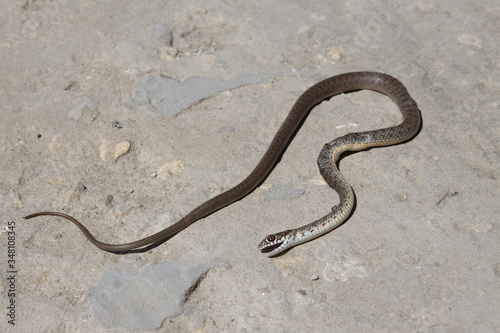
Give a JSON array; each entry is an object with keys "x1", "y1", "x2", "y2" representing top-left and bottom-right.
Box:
[{"x1": 24, "y1": 72, "x2": 420, "y2": 256}]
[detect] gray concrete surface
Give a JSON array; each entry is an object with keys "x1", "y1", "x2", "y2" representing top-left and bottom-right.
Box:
[{"x1": 1, "y1": 0, "x2": 499, "y2": 332}]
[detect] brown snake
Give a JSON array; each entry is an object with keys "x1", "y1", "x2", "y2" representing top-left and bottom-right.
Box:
[{"x1": 24, "y1": 72, "x2": 420, "y2": 256}]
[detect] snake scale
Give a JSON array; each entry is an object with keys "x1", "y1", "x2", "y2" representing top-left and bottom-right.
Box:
[{"x1": 24, "y1": 72, "x2": 420, "y2": 257}]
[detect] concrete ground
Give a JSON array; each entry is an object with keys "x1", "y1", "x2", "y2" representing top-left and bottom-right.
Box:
[{"x1": 1, "y1": 0, "x2": 499, "y2": 332}]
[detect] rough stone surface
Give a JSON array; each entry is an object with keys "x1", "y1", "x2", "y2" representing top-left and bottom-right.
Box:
[
  {"x1": 1, "y1": 0, "x2": 499, "y2": 332},
  {"x1": 91, "y1": 257, "x2": 217, "y2": 330}
]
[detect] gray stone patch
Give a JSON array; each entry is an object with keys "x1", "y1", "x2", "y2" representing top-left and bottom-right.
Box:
[
  {"x1": 116, "y1": 40, "x2": 144, "y2": 57},
  {"x1": 69, "y1": 96, "x2": 96, "y2": 120},
  {"x1": 128, "y1": 72, "x2": 284, "y2": 117},
  {"x1": 259, "y1": 184, "x2": 305, "y2": 203},
  {"x1": 150, "y1": 24, "x2": 173, "y2": 45},
  {"x1": 91, "y1": 256, "x2": 219, "y2": 330}
]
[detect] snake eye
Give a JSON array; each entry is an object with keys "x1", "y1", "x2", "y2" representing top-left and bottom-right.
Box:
[{"x1": 266, "y1": 235, "x2": 275, "y2": 242}]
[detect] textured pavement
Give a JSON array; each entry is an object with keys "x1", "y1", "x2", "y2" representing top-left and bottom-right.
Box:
[{"x1": 1, "y1": 0, "x2": 499, "y2": 332}]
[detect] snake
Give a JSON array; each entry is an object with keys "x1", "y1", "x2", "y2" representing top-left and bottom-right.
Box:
[{"x1": 24, "y1": 72, "x2": 420, "y2": 257}]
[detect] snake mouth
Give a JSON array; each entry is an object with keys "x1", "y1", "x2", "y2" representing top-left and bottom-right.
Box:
[{"x1": 260, "y1": 242, "x2": 283, "y2": 253}]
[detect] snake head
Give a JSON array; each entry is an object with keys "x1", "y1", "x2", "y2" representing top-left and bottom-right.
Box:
[{"x1": 258, "y1": 231, "x2": 290, "y2": 257}]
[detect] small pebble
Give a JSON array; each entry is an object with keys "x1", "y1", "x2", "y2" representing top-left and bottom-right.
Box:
[
  {"x1": 102, "y1": 194, "x2": 114, "y2": 208},
  {"x1": 157, "y1": 160, "x2": 183, "y2": 178},
  {"x1": 113, "y1": 141, "x2": 131, "y2": 161},
  {"x1": 99, "y1": 139, "x2": 131, "y2": 163},
  {"x1": 63, "y1": 182, "x2": 87, "y2": 204},
  {"x1": 310, "y1": 274, "x2": 319, "y2": 281}
]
